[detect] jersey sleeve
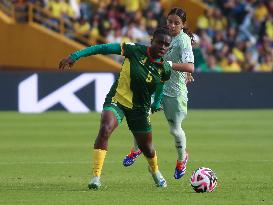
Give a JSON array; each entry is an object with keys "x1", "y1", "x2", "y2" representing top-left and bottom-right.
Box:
[
  {"x1": 177, "y1": 36, "x2": 195, "y2": 64},
  {"x1": 70, "y1": 43, "x2": 121, "y2": 61},
  {"x1": 121, "y1": 42, "x2": 136, "y2": 58}
]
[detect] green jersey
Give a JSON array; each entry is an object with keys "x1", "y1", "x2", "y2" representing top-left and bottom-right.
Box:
[
  {"x1": 105, "y1": 43, "x2": 171, "y2": 111},
  {"x1": 163, "y1": 30, "x2": 194, "y2": 99}
]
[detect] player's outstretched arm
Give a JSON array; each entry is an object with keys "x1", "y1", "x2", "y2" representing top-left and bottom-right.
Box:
[{"x1": 58, "y1": 43, "x2": 122, "y2": 70}]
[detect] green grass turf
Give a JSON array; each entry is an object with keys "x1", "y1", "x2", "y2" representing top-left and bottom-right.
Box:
[{"x1": 0, "y1": 110, "x2": 273, "y2": 205}]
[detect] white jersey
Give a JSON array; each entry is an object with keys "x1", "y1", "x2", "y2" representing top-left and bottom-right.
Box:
[{"x1": 163, "y1": 30, "x2": 194, "y2": 100}]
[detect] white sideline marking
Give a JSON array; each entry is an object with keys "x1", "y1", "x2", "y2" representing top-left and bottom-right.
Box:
[{"x1": 0, "y1": 160, "x2": 273, "y2": 165}]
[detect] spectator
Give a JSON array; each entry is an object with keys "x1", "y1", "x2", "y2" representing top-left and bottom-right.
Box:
[
  {"x1": 79, "y1": 0, "x2": 92, "y2": 21},
  {"x1": 259, "y1": 52, "x2": 273, "y2": 72},
  {"x1": 73, "y1": 17, "x2": 90, "y2": 38},
  {"x1": 11, "y1": 0, "x2": 272, "y2": 72},
  {"x1": 198, "y1": 54, "x2": 222, "y2": 72},
  {"x1": 254, "y1": 0, "x2": 268, "y2": 23},
  {"x1": 196, "y1": 8, "x2": 214, "y2": 36},
  {"x1": 242, "y1": 50, "x2": 258, "y2": 72},
  {"x1": 211, "y1": 8, "x2": 227, "y2": 32},
  {"x1": 221, "y1": 54, "x2": 241, "y2": 72}
]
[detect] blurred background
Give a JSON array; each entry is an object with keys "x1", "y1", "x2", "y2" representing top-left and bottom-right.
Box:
[
  {"x1": 0, "y1": 0, "x2": 273, "y2": 111},
  {"x1": 1, "y1": 2, "x2": 273, "y2": 204}
]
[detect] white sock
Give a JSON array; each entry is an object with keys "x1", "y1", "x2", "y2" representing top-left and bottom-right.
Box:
[{"x1": 169, "y1": 123, "x2": 186, "y2": 162}]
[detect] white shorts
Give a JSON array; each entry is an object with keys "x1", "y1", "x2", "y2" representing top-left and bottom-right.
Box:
[{"x1": 162, "y1": 95, "x2": 187, "y2": 125}]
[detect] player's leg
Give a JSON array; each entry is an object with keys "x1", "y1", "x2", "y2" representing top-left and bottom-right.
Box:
[
  {"x1": 126, "y1": 110, "x2": 166, "y2": 187},
  {"x1": 133, "y1": 132, "x2": 167, "y2": 187},
  {"x1": 162, "y1": 95, "x2": 188, "y2": 179},
  {"x1": 89, "y1": 104, "x2": 124, "y2": 189}
]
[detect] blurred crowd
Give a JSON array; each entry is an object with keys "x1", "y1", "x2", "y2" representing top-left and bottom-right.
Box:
[
  {"x1": 10, "y1": 0, "x2": 273, "y2": 72},
  {"x1": 11, "y1": 0, "x2": 163, "y2": 62},
  {"x1": 12, "y1": 0, "x2": 163, "y2": 45},
  {"x1": 197, "y1": 0, "x2": 273, "y2": 72}
]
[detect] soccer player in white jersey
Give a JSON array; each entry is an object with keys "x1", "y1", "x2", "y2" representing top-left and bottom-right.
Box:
[{"x1": 123, "y1": 7, "x2": 195, "y2": 180}]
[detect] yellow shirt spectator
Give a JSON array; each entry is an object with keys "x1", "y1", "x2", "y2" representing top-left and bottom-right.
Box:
[
  {"x1": 259, "y1": 54, "x2": 273, "y2": 72},
  {"x1": 74, "y1": 21, "x2": 90, "y2": 35},
  {"x1": 120, "y1": 0, "x2": 140, "y2": 12},
  {"x1": 90, "y1": 27, "x2": 99, "y2": 38},
  {"x1": 265, "y1": 19, "x2": 273, "y2": 40},
  {"x1": 221, "y1": 56, "x2": 241, "y2": 72},
  {"x1": 254, "y1": 3, "x2": 268, "y2": 22},
  {"x1": 61, "y1": 1, "x2": 76, "y2": 19},
  {"x1": 197, "y1": 15, "x2": 209, "y2": 30},
  {"x1": 212, "y1": 17, "x2": 227, "y2": 31},
  {"x1": 259, "y1": 63, "x2": 273, "y2": 72},
  {"x1": 197, "y1": 9, "x2": 213, "y2": 30},
  {"x1": 48, "y1": 0, "x2": 63, "y2": 18},
  {"x1": 211, "y1": 8, "x2": 227, "y2": 31},
  {"x1": 232, "y1": 48, "x2": 245, "y2": 62}
]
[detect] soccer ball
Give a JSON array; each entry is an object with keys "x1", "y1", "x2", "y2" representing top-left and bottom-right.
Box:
[{"x1": 190, "y1": 167, "x2": 217, "y2": 193}]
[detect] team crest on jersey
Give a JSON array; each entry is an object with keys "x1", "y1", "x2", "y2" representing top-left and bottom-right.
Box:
[{"x1": 139, "y1": 57, "x2": 148, "y2": 65}]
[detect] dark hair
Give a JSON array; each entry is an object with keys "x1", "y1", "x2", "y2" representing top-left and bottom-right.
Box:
[
  {"x1": 168, "y1": 7, "x2": 195, "y2": 44},
  {"x1": 152, "y1": 26, "x2": 172, "y2": 39}
]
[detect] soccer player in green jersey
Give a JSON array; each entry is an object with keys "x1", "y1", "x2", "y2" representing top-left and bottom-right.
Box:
[
  {"x1": 123, "y1": 8, "x2": 195, "y2": 180},
  {"x1": 59, "y1": 27, "x2": 193, "y2": 189}
]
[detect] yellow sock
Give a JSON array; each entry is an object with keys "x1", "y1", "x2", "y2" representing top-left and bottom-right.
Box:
[
  {"x1": 92, "y1": 149, "x2": 107, "y2": 177},
  {"x1": 146, "y1": 152, "x2": 159, "y2": 173}
]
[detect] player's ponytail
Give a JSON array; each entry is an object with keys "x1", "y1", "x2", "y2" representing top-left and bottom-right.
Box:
[{"x1": 168, "y1": 7, "x2": 195, "y2": 44}]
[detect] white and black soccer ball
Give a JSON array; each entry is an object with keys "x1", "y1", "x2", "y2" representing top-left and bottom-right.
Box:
[{"x1": 190, "y1": 167, "x2": 217, "y2": 193}]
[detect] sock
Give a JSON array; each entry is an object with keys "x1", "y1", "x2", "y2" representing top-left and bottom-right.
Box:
[
  {"x1": 92, "y1": 149, "x2": 107, "y2": 177},
  {"x1": 133, "y1": 138, "x2": 140, "y2": 152},
  {"x1": 146, "y1": 152, "x2": 159, "y2": 173},
  {"x1": 169, "y1": 123, "x2": 186, "y2": 162}
]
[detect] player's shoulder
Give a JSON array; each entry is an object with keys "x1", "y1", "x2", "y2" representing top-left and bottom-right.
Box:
[
  {"x1": 176, "y1": 32, "x2": 192, "y2": 47},
  {"x1": 179, "y1": 32, "x2": 191, "y2": 41},
  {"x1": 122, "y1": 42, "x2": 147, "y2": 53},
  {"x1": 123, "y1": 42, "x2": 136, "y2": 46},
  {"x1": 123, "y1": 42, "x2": 147, "y2": 49}
]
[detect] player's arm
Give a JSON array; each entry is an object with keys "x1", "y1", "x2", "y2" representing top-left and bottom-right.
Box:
[
  {"x1": 151, "y1": 82, "x2": 164, "y2": 113},
  {"x1": 170, "y1": 38, "x2": 195, "y2": 73},
  {"x1": 59, "y1": 43, "x2": 122, "y2": 70},
  {"x1": 151, "y1": 60, "x2": 172, "y2": 113},
  {"x1": 185, "y1": 72, "x2": 194, "y2": 84},
  {"x1": 172, "y1": 63, "x2": 194, "y2": 73}
]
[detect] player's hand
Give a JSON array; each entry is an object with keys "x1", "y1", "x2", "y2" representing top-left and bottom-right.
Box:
[
  {"x1": 185, "y1": 73, "x2": 194, "y2": 84},
  {"x1": 59, "y1": 57, "x2": 74, "y2": 70},
  {"x1": 151, "y1": 102, "x2": 162, "y2": 114}
]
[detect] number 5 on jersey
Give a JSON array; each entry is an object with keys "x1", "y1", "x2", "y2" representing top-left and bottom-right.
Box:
[{"x1": 146, "y1": 71, "x2": 153, "y2": 83}]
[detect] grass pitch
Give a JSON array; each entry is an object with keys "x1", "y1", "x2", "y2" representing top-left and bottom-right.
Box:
[{"x1": 0, "y1": 110, "x2": 273, "y2": 205}]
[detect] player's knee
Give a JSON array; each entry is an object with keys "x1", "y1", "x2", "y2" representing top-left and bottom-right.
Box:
[{"x1": 169, "y1": 126, "x2": 181, "y2": 137}]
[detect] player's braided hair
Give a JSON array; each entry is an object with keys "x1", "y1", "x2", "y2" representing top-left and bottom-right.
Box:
[
  {"x1": 168, "y1": 7, "x2": 195, "y2": 44},
  {"x1": 153, "y1": 26, "x2": 172, "y2": 39}
]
